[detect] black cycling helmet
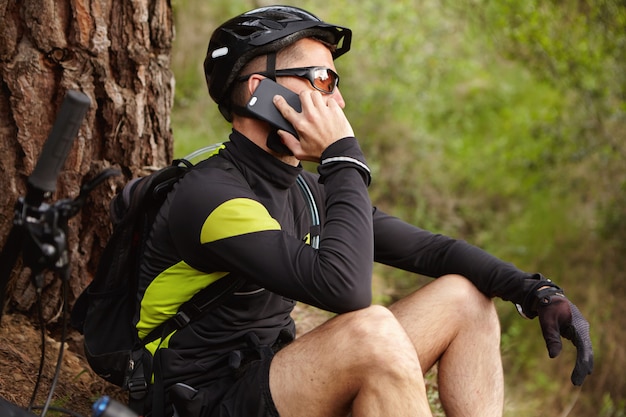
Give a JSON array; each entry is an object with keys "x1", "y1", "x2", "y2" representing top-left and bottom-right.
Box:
[{"x1": 204, "y1": 5, "x2": 352, "y2": 121}]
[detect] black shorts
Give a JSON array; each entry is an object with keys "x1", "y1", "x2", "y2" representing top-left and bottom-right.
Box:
[
  {"x1": 167, "y1": 330, "x2": 294, "y2": 417},
  {"x1": 168, "y1": 344, "x2": 282, "y2": 417},
  {"x1": 216, "y1": 354, "x2": 279, "y2": 417}
]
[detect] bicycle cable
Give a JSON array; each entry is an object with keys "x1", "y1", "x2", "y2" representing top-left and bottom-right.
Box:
[
  {"x1": 26, "y1": 267, "x2": 85, "y2": 417},
  {"x1": 40, "y1": 267, "x2": 70, "y2": 417},
  {"x1": 27, "y1": 275, "x2": 48, "y2": 413}
]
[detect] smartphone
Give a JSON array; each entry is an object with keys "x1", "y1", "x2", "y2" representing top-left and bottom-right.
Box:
[{"x1": 247, "y1": 78, "x2": 302, "y2": 138}]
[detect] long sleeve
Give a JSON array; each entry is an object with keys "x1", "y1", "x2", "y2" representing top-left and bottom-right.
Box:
[{"x1": 372, "y1": 208, "x2": 537, "y2": 306}]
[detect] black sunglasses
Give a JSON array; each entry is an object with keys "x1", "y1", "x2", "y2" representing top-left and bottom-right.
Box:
[{"x1": 238, "y1": 66, "x2": 340, "y2": 94}]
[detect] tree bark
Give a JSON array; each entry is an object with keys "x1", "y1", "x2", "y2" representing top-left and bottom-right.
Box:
[{"x1": 0, "y1": 0, "x2": 174, "y2": 321}]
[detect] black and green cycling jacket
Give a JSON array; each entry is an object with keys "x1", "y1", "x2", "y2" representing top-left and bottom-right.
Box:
[{"x1": 136, "y1": 129, "x2": 537, "y2": 389}]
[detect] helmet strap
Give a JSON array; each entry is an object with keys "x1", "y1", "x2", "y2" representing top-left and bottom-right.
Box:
[
  {"x1": 264, "y1": 53, "x2": 291, "y2": 155},
  {"x1": 266, "y1": 52, "x2": 277, "y2": 81}
]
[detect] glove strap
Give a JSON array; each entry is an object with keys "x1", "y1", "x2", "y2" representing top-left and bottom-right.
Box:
[{"x1": 515, "y1": 274, "x2": 563, "y2": 319}]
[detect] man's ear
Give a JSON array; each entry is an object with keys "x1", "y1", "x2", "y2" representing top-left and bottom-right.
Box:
[{"x1": 247, "y1": 74, "x2": 265, "y2": 96}]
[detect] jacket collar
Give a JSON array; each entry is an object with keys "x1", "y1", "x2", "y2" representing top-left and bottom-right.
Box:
[{"x1": 224, "y1": 129, "x2": 303, "y2": 189}]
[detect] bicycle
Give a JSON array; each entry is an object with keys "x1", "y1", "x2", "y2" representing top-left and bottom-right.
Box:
[{"x1": 0, "y1": 91, "x2": 136, "y2": 417}]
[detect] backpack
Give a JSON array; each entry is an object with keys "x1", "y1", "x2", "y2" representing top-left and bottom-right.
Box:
[{"x1": 70, "y1": 148, "x2": 246, "y2": 411}]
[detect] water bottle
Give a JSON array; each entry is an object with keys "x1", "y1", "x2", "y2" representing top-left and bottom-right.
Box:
[{"x1": 92, "y1": 396, "x2": 139, "y2": 417}]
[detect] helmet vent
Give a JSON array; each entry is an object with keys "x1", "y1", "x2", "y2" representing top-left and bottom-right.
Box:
[{"x1": 259, "y1": 19, "x2": 284, "y2": 30}]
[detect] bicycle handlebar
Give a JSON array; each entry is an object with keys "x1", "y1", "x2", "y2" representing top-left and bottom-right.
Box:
[{"x1": 26, "y1": 90, "x2": 90, "y2": 206}]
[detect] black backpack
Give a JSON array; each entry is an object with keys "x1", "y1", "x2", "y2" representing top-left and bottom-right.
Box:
[{"x1": 70, "y1": 152, "x2": 246, "y2": 410}]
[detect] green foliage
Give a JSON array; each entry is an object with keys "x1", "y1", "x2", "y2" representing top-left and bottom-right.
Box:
[
  {"x1": 169, "y1": 1, "x2": 626, "y2": 415},
  {"x1": 457, "y1": 0, "x2": 626, "y2": 250},
  {"x1": 601, "y1": 393, "x2": 626, "y2": 417},
  {"x1": 170, "y1": 0, "x2": 243, "y2": 157}
]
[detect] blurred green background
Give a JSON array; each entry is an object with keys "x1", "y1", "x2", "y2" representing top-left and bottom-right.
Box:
[{"x1": 170, "y1": 0, "x2": 625, "y2": 415}]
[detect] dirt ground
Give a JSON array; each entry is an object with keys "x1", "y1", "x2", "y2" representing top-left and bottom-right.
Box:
[
  {"x1": 0, "y1": 304, "x2": 332, "y2": 417},
  {"x1": 0, "y1": 312, "x2": 125, "y2": 416}
]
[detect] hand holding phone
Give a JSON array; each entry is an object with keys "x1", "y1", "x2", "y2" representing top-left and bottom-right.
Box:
[{"x1": 248, "y1": 78, "x2": 355, "y2": 161}]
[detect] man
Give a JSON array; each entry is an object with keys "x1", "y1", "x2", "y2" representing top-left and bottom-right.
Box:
[{"x1": 137, "y1": 6, "x2": 593, "y2": 417}]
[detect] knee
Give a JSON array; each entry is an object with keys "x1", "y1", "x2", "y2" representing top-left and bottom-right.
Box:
[
  {"x1": 342, "y1": 305, "x2": 422, "y2": 378},
  {"x1": 342, "y1": 305, "x2": 405, "y2": 343},
  {"x1": 438, "y1": 274, "x2": 500, "y2": 334}
]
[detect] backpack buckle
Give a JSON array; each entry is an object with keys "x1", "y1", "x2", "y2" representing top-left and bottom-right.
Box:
[
  {"x1": 172, "y1": 310, "x2": 191, "y2": 328},
  {"x1": 127, "y1": 377, "x2": 148, "y2": 397},
  {"x1": 127, "y1": 376, "x2": 149, "y2": 415}
]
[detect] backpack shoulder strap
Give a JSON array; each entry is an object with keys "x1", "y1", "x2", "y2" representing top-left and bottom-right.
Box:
[
  {"x1": 132, "y1": 154, "x2": 248, "y2": 416},
  {"x1": 140, "y1": 155, "x2": 247, "y2": 346},
  {"x1": 142, "y1": 272, "x2": 245, "y2": 346}
]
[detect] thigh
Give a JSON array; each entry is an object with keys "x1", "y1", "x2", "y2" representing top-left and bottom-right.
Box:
[
  {"x1": 268, "y1": 305, "x2": 417, "y2": 417},
  {"x1": 388, "y1": 274, "x2": 496, "y2": 373}
]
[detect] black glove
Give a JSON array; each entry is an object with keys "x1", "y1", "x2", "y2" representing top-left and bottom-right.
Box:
[{"x1": 535, "y1": 286, "x2": 594, "y2": 386}]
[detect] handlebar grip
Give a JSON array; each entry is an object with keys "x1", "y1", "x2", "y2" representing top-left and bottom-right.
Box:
[{"x1": 26, "y1": 90, "x2": 90, "y2": 206}]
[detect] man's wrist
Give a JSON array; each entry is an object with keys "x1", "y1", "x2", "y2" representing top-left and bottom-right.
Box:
[
  {"x1": 516, "y1": 274, "x2": 562, "y2": 319},
  {"x1": 317, "y1": 137, "x2": 371, "y2": 186}
]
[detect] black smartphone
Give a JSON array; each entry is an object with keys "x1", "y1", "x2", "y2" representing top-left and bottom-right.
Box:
[{"x1": 247, "y1": 78, "x2": 302, "y2": 138}]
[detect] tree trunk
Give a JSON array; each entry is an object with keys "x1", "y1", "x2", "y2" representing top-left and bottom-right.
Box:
[{"x1": 0, "y1": 0, "x2": 174, "y2": 322}]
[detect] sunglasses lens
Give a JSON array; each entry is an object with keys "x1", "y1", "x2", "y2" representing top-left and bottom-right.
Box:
[
  {"x1": 312, "y1": 68, "x2": 338, "y2": 93},
  {"x1": 273, "y1": 67, "x2": 339, "y2": 94}
]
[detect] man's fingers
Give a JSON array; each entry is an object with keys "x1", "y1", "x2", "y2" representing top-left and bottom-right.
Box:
[
  {"x1": 538, "y1": 300, "x2": 565, "y2": 358},
  {"x1": 571, "y1": 330, "x2": 593, "y2": 385},
  {"x1": 570, "y1": 328, "x2": 593, "y2": 385},
  {"x1": 568, "y1": 301, "x2": 594, "y2": 386},
  {"x1": 273, "y1": 95, "x2": 297, "y2": 118},
  {"x1": 539, "y1": 296, "x2": 594, "y2": 385},
  {"x1": 276, "y1": 129, "x2": 299, "y2": 149},
  {"x1": 542, "y1": 326, "x2": 563, "y2": 358},
  {"x1": 272, "y1": 90, "x2": 354, "y2": 162}
]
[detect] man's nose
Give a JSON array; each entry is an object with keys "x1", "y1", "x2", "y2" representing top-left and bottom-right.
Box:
[{"x1": 331, "y1": 87, "x2": 346, "y2": 109}]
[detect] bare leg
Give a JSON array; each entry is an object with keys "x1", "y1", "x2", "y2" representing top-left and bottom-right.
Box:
[
  {"x1": 389, "y1": 274, "x2": 504, "y2": 417},
  {"x1": 270, "y1": 305, "x2": 433, "y2": 417}
]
